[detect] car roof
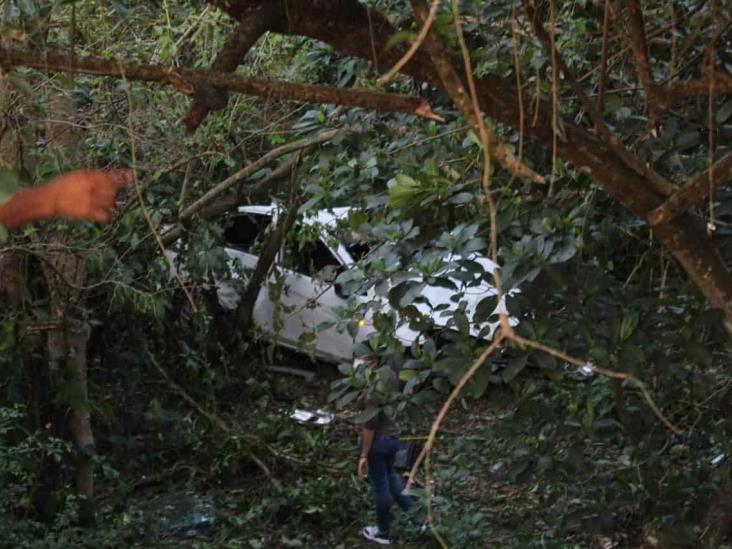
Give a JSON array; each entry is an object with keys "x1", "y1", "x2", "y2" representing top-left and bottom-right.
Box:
[
  {"x1": 235, "y1": 205, "x2": 500, "y2": 276},
  {"x1": 236, "y1": 205, "x2": 352, "y2": 228}
]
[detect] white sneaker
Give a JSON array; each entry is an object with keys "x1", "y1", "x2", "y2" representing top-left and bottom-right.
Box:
[{"x1": 361, "y1": 525, "x2": 392, "y2": 545}]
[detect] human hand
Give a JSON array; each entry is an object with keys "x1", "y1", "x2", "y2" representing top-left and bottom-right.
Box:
[
  {"x1": 49, "y1": 169, "x2": 132, "y2": 223},
  {"x1": 358, "y1": 456, "x2": 368, "y2": 479}
]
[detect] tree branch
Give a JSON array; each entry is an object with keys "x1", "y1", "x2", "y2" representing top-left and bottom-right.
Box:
[
  {"x1": 648, "y1": 151, "x2": 732, "y2": 226},
  {"x1": 623, "y1": 0, "x2": 658, "y2": 102},
  {"x1": 621, "y1": 0, "x2": 732, "y2": 113},
  {"x1": 411, "y1": 0, "x2": 544, "y2": 184},
  {"x1": 184, "y1": 5, "x2": 280, "y2": 131},
  {"x1": 160, "y1": 150, "x2": 307, "y2": 247},
  {"x1": 0, "y1": 47, "x2": 441, "y2": 122},
  {"x1": 236, "y1": 196, "x2": 301, "y2": 330},
  {"x1": 524, "y1": 0, "x2": 674, "y2": 196},
  {"x1": 178, "y1": 127, "x2": 340, "y2": 222}
]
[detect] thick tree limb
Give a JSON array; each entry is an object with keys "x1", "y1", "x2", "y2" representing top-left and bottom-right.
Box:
[
  {"x1": 215, "y1": 0, "x2": 732, "y2": 330},
  {"x1": 648, "y1": 151, "x2": 732, "y2": 226},
  {"x1": 178, "y1": 127, "x2": 340, "y2": 222},
  {"x1": 621, "y1": 0, "x2": 732, "y2": 114},
  {"x1": 624, "y1": 0, "x2": 656, "y2": 100},
  {"x1": 236, "y1": 198, "x2": 300, "y2": 330},
  {"x1": 412, "y1": 0, "x2": 544, "y2": 184},
  {"x1": 0, "y1": 47, "x2": 441, "y2": 122},
  {"x1": 184, "y1": 5, "x2": 280, "y2": 131}
]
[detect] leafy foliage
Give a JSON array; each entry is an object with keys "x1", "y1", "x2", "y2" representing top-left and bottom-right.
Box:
[{"x1": 0, "y1": 0, "x2": 730, "y2": 546}]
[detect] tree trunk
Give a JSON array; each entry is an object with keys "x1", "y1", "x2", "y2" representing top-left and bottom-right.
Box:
[
  {"x1": 41, "y1": 248, "x2": 95, "y2": 498},
  {"x1": 41, "y1": 84, "x2": 97, "y2": 498}
]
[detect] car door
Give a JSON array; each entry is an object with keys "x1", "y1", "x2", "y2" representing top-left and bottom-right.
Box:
[
  {"x1": 220, "y1": 209, "x2": 275, "y2": 322},
  {"x1": 278, "y1": 232, "x2": 357, "y2": 363}
]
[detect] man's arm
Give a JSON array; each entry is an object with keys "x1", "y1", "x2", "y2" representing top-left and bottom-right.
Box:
[
  {"x1": 358, "y1": 425, "x2": 375, "y2": 479},
  {"x1": 0, "y1": 185, "x2": 55, "y2": 229},
  {"x1": 0, "y1": 169, "x2": 131, "y2": 229}
]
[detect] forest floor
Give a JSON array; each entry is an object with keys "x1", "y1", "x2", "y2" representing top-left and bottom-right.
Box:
[{"x1": 89, "y1": 353, "x2": 591, "y2": 549}]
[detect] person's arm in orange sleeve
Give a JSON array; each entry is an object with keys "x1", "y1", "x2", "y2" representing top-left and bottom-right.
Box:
[{"x1": 0, "y1": 169, "x2": 131, "y2": 229}]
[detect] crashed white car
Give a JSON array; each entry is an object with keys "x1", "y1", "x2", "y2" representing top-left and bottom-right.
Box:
[{"x1": 169, "y1": 206, "x2": 511, "y2": 364}]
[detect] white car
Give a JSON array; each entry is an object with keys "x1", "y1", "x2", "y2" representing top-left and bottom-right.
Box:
[{"x1": 168, "y1": 206, "x2": 512, "y2": 364}]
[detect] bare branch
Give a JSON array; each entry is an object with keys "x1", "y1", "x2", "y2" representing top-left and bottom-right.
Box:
[
  {"x1": 624, "y1": 0, "x2": 657, "y2": 100},
  {"x1": 377, "y1": 0, "x2": 441, "y2": 85},
  {"x1": 0, "y1": 47, "x2": 442, "y2": 122},
  {"x1": 648, "y1": 151, "x2": 732, "y2": 226}
]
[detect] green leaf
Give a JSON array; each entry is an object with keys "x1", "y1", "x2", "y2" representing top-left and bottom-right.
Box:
[
  {"x1": 466, "y1": 363, "x2": 491, "y2": 398},
  {"x1": 676, "y1": 130, "x2": 700, "y2": 150},
  {"x1": 385, "y1": 30, "x2": 417, "y2": 50},
  {"x1": 388, "y1": 280, "x2": 424, "y2": 309},
  {"x1": 448, "y1": 192, "x2": 474, "y2": 205},
  {"x1": 619, "y1": 343, "x2": 644, "y2": 366},
  {"x1": 716, "y1": 99, "x2": 732, "y2": 124},
  {"x1": 336, "y1": 390, "x2": 360, "y2": 409},
  {"x1": 474, "y1": 295, "x2": 499, "y2": 323},
  {"x1": 0, "y1": 169, "x2": 20, "y2": 205},
  {"x1": 619, "y1": 311, "x2": 639, "y2": 341},
  {"x1": 399, "y1": 369, "x2": 418, "y2": 381},
  {"x1": 354, "y1": 408, "x2": 379, "y2": 423},
  {"x1": 502, "y1": 354, "x2": 528, "y2": 382}
]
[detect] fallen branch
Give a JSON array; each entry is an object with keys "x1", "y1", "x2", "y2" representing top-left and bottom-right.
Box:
[
  {"x1": 648, "y1": 151, "x2": 732, "y2": 226},
  {"x1": 236, "y1": 195, "x2": 301, "y2": 329},
  {"x1": 178, "y1": 127, "x2": 340, "y2": 222},
  {"x1": 160, "y1": 151, "x2": 304, "y2": 247},
  {"x1": 0, "y1": 46, "x2": 442, "y2": 122}
]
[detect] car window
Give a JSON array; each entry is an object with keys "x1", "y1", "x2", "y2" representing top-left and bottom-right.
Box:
[
  {"x1": 223, "y1": 213, "x2": 271, "y2": 252},
  {"x1": 346, "y1": 241, "x2": 371, "y2": 262},
  {"x1": 285, "y1": 238, "x2": 341, "y2": 278}
]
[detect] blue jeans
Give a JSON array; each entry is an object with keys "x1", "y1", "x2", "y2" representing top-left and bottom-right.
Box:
[{"x1": 367, "y1": 436, "x2": 413, "y2": 534}]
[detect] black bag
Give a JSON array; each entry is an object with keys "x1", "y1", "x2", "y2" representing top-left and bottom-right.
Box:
[{"x1": 393, "y1": 440, "x2": 421, "y2": 470}]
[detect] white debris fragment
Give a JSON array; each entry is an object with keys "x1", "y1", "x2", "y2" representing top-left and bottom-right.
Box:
[{"x1": 290, "y1": 408, "x2": 335, "y2": 425}]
